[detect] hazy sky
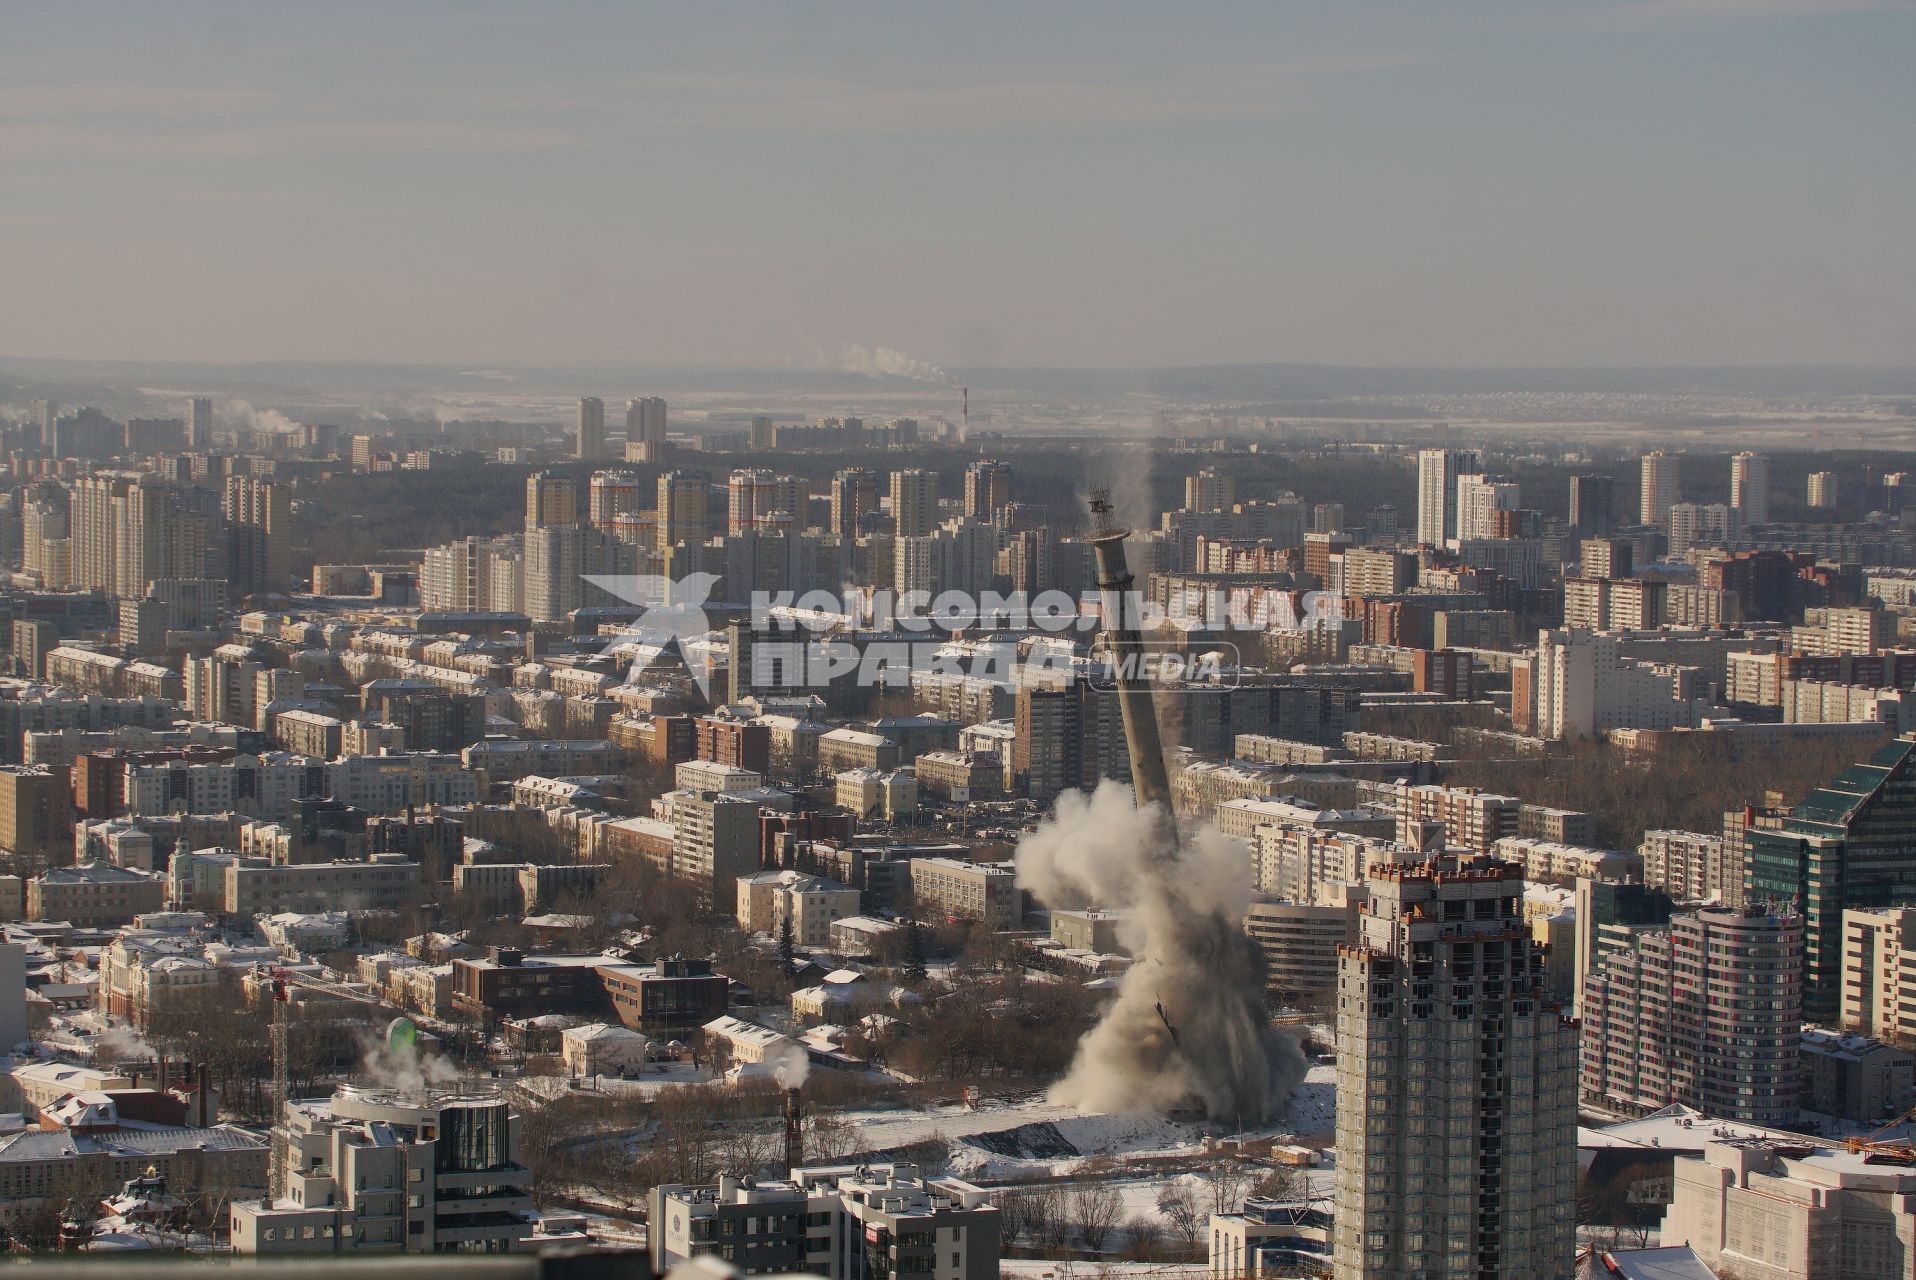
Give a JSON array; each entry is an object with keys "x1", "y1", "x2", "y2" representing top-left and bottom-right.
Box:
[{"x1": 3, "y1": 1, "x2": 1913, "y2": 370}]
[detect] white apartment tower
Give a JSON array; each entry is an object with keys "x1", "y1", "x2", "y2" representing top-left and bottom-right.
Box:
[
  {"x1": 1454, "y1": 473, "x2": 1521, "y2": 544},
  {"x1": 576, "y1": 396, "x2": 606, "y2": 461},
  {"x1": 1529, "y1": 626, "x2": 1702, "y2": 740},
  {"x1": 1668, "y1": 502, "x2": 1738, "y2": 556},
  {"x1": 1730, "y1": 452, "x2": 1769, "y2": 527},
  {"x1": 1640, "y1": 451, "x2": 1678, "y2": 529},
  {"x1": 1333, "y1": 850, "x2": 1577, "y2": 1278},
  {"x1": 1416, "y1": 448, "x2": 1479, "y2": 547}
]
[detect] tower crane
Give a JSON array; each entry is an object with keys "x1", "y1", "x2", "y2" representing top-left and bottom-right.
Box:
[
  {"x1": 260, "y1": 965, "x2": 399, "y2": 1198},
  {"x1": 1846, "y1": 1103, "x2": 1916, "y2": 1164}
]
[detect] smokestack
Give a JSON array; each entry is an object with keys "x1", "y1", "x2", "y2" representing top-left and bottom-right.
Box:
[
  {"x1": 1087, "y1": 491, "x2": 1174, "y2": 821},
  {"x1": 784, "y1": 1087, "x2": 803, "y2": 1174}
]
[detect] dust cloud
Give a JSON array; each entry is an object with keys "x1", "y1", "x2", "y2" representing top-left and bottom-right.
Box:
[{"x1": 1014, "y1": 781, "x2": 1306, "y2": 1126}]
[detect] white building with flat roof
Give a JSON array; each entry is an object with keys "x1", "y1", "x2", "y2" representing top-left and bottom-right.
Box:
[{"x1": 1661, "y1": 1124, "x2": 1916, "y2": 1280}]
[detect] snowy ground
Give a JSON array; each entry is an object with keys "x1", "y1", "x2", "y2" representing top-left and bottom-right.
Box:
[
  {"x1": 1003, "y1": 1262, "x2": 1212, "y2": 1280},
  {"x1": 830, "y1": 1062, "x2": 1338, "y2": 1184},
  {"x1": 516, "y1": 1065, "x2": 714, "y2": 1100}
]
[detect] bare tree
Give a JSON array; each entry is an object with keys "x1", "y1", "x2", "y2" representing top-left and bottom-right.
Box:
[
  {"x1": 1071, "y1": 1183, "x2": 1123, "y2": 1253},
  {"x1": 1032, "y1": 1185, "x2": 1073, "y2": 1250},
  {"x1": 1121, "y1": 1215, "x2": 1163, "y2": 1260},
  {"x1": 1159, "y1": 1183, "x2": 1202, "y2": 1250},
  {"x1": 1252, "y1": 1163, "x2": 1304, "y2": 1202},
  {"x1": 1199, "y1": 1158, "x2": 1254, "y2": 1215}
]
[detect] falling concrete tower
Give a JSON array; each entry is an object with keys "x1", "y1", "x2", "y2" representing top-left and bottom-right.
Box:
[{"x1": 1087, "y1": 490, "x2": 1174, "y2": 823}]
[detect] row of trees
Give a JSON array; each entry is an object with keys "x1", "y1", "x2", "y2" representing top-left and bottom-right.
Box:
[
  {"x1": 516, "y1": 1078, "x2": 876, "y2": 1211},
  {"x1": 1445, "y1": 734, "x2": 1862, "y2": 851}
]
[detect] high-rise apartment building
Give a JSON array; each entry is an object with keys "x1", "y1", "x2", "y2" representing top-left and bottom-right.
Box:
[
  {"x1": 576, "y1": 395, "x2": 606, "y2": 461},
  {"x1": 1580, "y1": 905, "x2": 1802, "y2": 1124},
  {"x1": 963, "y1": 460, "x2": 1013, "y2": 520},
  {"x1": 1568, "y1": 474, "x2": 1615, "y2": 537},
  {"x1": 587, "y1": 469, "x2": 645, "y2": 527},
  {"x1": 1668, "y1": 502, "x2": 1738, "y2": 556},
  {"x1": 1415, "y1": 448, "x2": 1479, "y2": 546},
  {"x1": 186, "y1": 396, "x2": 213, "y2": 448},
  {"x1": 524, "y1": 471, "x2": 579, "y2": 530},
  {"x1": 0, "y1": 765, "x2": 75, "y2": 874},
  {"x1": 1522, "y1": 627, "x2": 1703, "y2": 741},
  {"x1": 223, "y1": 475, "x2": 285, "y2": 594},
  {"x1": 893, "y1": 518, "x2": 996, "y2": 599},
  {"x1": 1012, "y1": 679, "x2": 1127, "y2": 802},
  {"x1": 1579, "y1": 537, "x2": 1633, "y2": 581},
  {"x1": 1454, "y1": 473, "x2": 1521, "y2": 543},
  {"x1": 1185, "y1": 468, "x2": 1235, "y2": 513},
  {"x1": 1883, "y1": 471, "x2": 1910, "y2": 517},
  {"x1": 69, "y1": 474, "x2": 217, "y2": 601},
  {"x1": 829, "y1": 468, "x2": 878, "y2": 541},
  {"x1": 1341, "y1": 547, "x2": 1417, "y2": 597},
  {"x1": 726, "y1": 470, "x2": 802, "y2": 535},
  {"x1": 1333, "y1": 850, "x2": 1577, "y2": 1279},
  {"x1": 1808, "y1": 469, "x2": 1838, "y2": 509},
  {"x1": 1841, "y1": 906, "x2": 1916, "y2": 1045},
  {"x1": 1571, "y1": 878, "x2": 1676, "y2": 1020},
  {"x1": 626, "y1": 396, "x2": 667, "y2": 447},
  {"x1": 889, "y1": 469, "x2": 938, "y2": 539},
  {"x1": 32, "y1": 399, "x2": 56, "y2": 449},
  {"x1": 1639, "y1": 451, "x2": 1678, "y2": 529},
  {"x1": 1639, "y1": 828, "x2": 1732, "y2": 902},
  {"x1": 1730, "y1": 452, "x2": 1770, "y2": 527},
  {"x1": 1747, "y1": 734, "x2": 1916, "y2": 1022},
  {"x1": 657, "y1": 470, "x2": 711, "y2": 551}
]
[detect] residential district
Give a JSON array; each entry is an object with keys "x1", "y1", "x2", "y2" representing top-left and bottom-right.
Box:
[{"x1": 0, "y1": 391, "x2": 1913, "y2": 1280}]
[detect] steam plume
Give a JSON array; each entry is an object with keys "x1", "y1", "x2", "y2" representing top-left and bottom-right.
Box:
[
  {"x1": 223, "y1": 398, "x2": 301, "y2": 434},
  {"x1": 773, "y1": 1044, "x2": 810, "y2": 1089},
  {"x1": 1014, "y1": 781, "x2": 1305, "y2": 1124},
  {"x1": 836, "y1": 342, "x2": 954, "y2": 384},
  {"x1": 358, "y1": 1030, "x2": 460, "y2": 1094},
  {"x1": 93, "y1": 1023, "x2": 154, "y2": 1065}
]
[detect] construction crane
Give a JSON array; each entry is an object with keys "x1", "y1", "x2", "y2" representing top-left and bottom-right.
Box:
[
  {"x1": 1846, "y1": 1103, "x2": 1916, "y2": 1164},
  {"x1": 261, "y1": 964, "x2": 396, "y2": 1198}
]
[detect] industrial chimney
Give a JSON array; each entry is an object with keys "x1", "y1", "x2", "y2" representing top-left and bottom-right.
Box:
[
  {"x1": 783, "y1": 1086, "x2": 804, "y2": 1174},
  {"x1": 1087, "y1": 490, "x2": 1175, "y2": 824}
]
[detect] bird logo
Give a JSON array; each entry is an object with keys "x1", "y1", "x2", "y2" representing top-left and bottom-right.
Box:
[{"x1": 581, "y1": 572, "x2": 722, "y2": 699}]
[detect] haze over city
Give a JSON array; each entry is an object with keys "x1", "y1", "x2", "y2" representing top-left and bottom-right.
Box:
[
  {"x1": 4, "y1": 1, "x2": 1914, "y2": 370},
  {"x1": 4, "y1": 6, "x2": 1916, "y2": 1280}
]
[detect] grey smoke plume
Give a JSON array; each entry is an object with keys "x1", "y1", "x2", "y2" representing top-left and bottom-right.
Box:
[{"x1": 1015, "y1": 781, "x2": 1306, "y2": 1124}]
